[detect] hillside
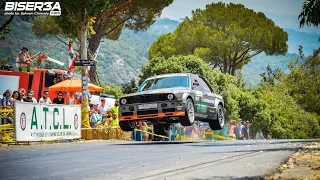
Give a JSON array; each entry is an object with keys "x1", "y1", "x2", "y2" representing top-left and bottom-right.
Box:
[{"x1": 0, "y1": 17, "x2": 318, "y2": 86}]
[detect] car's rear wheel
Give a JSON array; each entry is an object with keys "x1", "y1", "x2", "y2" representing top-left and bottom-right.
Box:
[
  {"x1": 119, "y1": 120, "x2": 136, "y2": 131},
  {"x1": 209, "y1": 104, "x2": 225, "y2": 130},
  {"x1": 179, "y1": 98, "x2": 195, "y2": 126}
]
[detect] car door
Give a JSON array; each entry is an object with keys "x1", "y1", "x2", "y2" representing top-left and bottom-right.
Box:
[
  {"x1": 191, "y1": 75, "x2": 210, "y2": 119},
  {"x1": 197, "y1": 76, "x2": 217, "y2": 118}
]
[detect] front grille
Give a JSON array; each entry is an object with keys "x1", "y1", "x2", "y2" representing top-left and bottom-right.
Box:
[
  {"x1": 162, "y1": 108, "x2": 176, "y2": 113},
  {"x1": 122, "y1": 112, "x2": 133, "y2": 116},
  {"x1": 137, "y1": 110, "x2": 158, "y2": 115},
  {"x1": 126, "y1": 94, "x2": 170, "y2": 104}
]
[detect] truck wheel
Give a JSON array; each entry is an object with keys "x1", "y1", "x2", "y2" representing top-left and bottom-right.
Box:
[
  {"x1": 119, "y1": 121, "x2": 136, "y2": 131},
  {"x1": 209, "y1": 104, "x2": 225, "y2": 130},
  {"x1": 179, "y1": 98, "x2": 195, "y2": 126}
]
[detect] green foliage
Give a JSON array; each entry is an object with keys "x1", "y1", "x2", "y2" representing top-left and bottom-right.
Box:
[
  {"x1": 32, "y1": 17, "x2": 64, "y2": 37},
  {"x1": 101, "y1": 83, "x2": 123, "y2": 99},
  {"x1": 260, "y1": 65, "x2": 281, "y2": 86},
  {"x1": 140, "y1": 54, "x2": 320, "y2": 139},
  {"x1": 299, "y1": 0, "x2": 320, "y2": 27},
  {"x1": 283, "y1": 47, "x2": 320, "y2": 114},
  {"x1": 0, "y1": 27, "x2": 10, "y2": 40},
  {"x1": 149, "y1": 2, "x2": 288, "y2": 75},
  {"x1": 121, "y1": 78, "x2": 137, "y2": 95}
]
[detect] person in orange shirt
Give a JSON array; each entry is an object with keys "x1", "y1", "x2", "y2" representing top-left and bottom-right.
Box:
[{"x1": 65, "y1": 92, "x2": 75, "y2": 105}]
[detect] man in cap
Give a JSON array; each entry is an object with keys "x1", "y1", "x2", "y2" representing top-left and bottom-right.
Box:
[{"x1": 16, "y1": 47, "x2": 32, "y2": 72}]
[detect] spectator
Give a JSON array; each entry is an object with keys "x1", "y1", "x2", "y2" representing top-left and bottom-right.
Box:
[
  {"x1": 28, "y1": 89, "x2": 37, "y2": 103},
  {"x1": 19, "y1": 88, "x2": 26, "y2": 99},
  {"x1": 39, "y1": 91, "x2": 52, "y2": 104},
  {"x1": 65, "y1": 92, "x2": 74, "y2": 105},
  {"x1": 237, "y1": 120, "x2": 245, "y2": 140},
  {"x1": 53, "y1": 77, "x2": 58, "y2": 84},
  {"x1": 242, "y1": 121, "x2": 251, "y2": 140},
  {"x1": 141, "y1": 122, "x2": 149, "y2": 141},
  {"x1": 16, "y1": 46, "x2": 32, "y2": 72},
  {"x1": 228, "y1": 120, "x2": 237, "y2": 139},
  {"x1": 1, "y1": 89, "x2": 12, "y2": 108},
  {"x1": 53, "y1": 92, "x2": 65, "y2": 104},
  {"x1": 98, "y1": 98, "x2": 109, "y2": 115},
  {"x1": 23, "y1": 92, "x2": 34, "y2": 103},
  {"x1": 89, "y1": 106, "x2": 98, "y2": 128},
  {"x1": 171, "y1": 123, "x2": 180, "y2": 141},
  {"x1": 10, "y1": 91, "x2": 20, "y2": 106},
  {"x1": 109, "y1": 100, "x2": 119, "y2": 127}
]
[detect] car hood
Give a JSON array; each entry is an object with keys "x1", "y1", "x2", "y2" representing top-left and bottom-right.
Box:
[{"x1": 122, "y1": 88, "x2": 191, "y2": 97}]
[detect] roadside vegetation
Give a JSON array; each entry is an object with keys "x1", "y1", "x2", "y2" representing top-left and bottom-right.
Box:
[{"x1": 140, "y1": 3, "x2": 320, "y2": 139}]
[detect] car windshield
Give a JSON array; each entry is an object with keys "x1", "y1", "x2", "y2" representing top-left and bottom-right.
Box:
[{"x1": 138, "y1": 75, "x2": 189, "y2": 92}]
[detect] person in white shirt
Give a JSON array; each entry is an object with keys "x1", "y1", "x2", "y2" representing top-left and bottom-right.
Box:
[
  {"x1": 38, "y1": 91, "x2": 52, "y2": 104},
  {"x1": 98, "y1": 98, "x2": 109, "y2": 115},
  {"x1": 28, "y1": 89, "x2": 37, "y2": 103}
]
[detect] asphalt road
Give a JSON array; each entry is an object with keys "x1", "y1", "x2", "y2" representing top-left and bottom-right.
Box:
[{"x1": 0, "y1": 139, "x2": 316, "y2": 180}]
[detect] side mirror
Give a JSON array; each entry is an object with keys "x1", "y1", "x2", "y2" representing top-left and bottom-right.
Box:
[{"x1": 192, "y1": 82, "x2": 199, "y2": 89}]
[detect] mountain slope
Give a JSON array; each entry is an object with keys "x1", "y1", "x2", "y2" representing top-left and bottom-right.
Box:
[{"x1": 0, "y1": 17, "x2": 318, "y2": 87}]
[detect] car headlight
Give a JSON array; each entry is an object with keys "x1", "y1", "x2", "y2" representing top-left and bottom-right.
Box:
[
  {"x1": 121, "y1": 98, "x2": 127, "y2": 104},
  {"x1": 167, "y1": 94, "x2": 174, "y2": 100}
]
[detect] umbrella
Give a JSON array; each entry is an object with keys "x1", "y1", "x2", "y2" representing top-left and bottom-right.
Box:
[{"x1": 49, "y1": 78, "x2": 103, "y2": 92}]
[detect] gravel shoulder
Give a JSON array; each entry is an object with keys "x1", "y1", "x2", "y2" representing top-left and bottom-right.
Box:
[{"x1": 266, "y1": 142, "x2": 320, "y2": 180}]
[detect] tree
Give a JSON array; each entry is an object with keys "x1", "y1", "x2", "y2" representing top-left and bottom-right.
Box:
[
  {"x1": 149, "y1": 2, "x2": 288, "y2": 75},
  {"x1": 260, "y1": 65, "x2": 281, "y2": 86},
  {"x1": 121, "y1": 78, "x2": 137, "y2": 94},
  {"x1": 32, "y1": 0, "x2": 173, "y2": 84},
  {"x1": 102, "y1": 83, "x2": 123, "y2": 99},
  {"x1": 299, "y1": 0, "x2": 320, "y2": 27},
  {"x1": 284, "y1": 47, "x2": 320, "y2": 114}
]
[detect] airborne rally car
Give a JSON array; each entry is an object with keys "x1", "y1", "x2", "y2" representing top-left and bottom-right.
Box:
[{"x1": 118, "y1": 73, "x2": 225, "y2": 136}]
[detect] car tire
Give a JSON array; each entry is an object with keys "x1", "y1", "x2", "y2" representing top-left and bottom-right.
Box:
[
  {"x1": 209, "y1": 104, "x2": 225, "y2": 130},
  {"x1": 179, "y1": 98, "x2": 195, "y2": 126},
  {"x1": 119, "y1": 120, "x2": 136, "y2": 131}
]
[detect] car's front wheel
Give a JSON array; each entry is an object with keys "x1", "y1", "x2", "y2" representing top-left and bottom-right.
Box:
[
  {"x1": 119, "y1": 120, "x2": 136, "y2": 131},
  {"x1": 179, "y1": 98, "x2": 195, "y2": 126},
  {"x1": 209, "y1": 104, "x2": 225, "y2": 130}
]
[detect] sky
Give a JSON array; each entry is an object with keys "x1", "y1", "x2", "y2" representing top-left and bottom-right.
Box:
[{"x1": 160, "y1": 0, "x2": 320, "y2": 34}]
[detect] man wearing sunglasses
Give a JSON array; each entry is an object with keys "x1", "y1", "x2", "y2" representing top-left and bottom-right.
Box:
[{"x1": 53, "y1": 92, "x2": 65, "y2": 104}]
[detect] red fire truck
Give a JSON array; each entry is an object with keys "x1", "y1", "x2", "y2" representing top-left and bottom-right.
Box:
[{"x1": 0, "y1": 67, "x2": 70, "y2": 100}]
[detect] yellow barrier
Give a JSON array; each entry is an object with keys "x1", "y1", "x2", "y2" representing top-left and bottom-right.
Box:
[
  {"x1": 0, "y1": 109, "x2": 14, "y2": 143},
  {"x1": 204, "y1": 132, "x2": 236, "y2": 140},
  {"x1": 134, "y1": 128, "x2": 195, "y2": 141},
  {"x1": 134, "y1": 128, "x2": 169, "y2": 139},
  {"x1": 176, "y1": 134, "x2": 194, "y2": 141}
]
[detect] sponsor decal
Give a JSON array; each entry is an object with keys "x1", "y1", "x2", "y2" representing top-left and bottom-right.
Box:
[
  {"x1": 196, "y1": 103, "x2": 207, "y2": 113},
  {"x1": 20, "y1": 112, "x2": 26, "y2": 131},
  {"x1": 203, "y1": 98, "x2": 215, "y2": 104}
]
